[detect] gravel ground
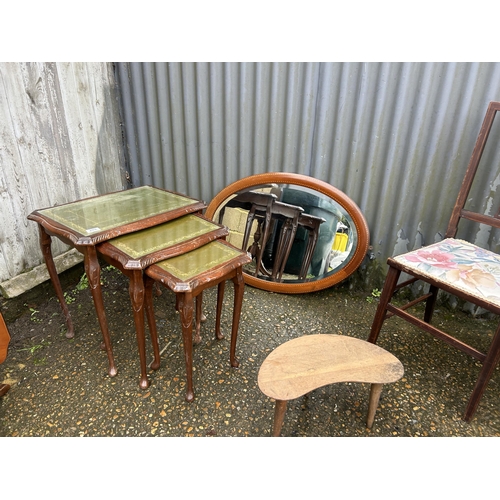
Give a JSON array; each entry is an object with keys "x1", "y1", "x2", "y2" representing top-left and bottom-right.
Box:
[{"x1": 1, "y1": 263, "x2": 498, "y2": 493}]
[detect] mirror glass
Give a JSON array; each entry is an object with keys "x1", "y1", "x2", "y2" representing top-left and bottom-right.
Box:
[{"x1": 205, "y1": 173, "x2": 369, "y2": 294}]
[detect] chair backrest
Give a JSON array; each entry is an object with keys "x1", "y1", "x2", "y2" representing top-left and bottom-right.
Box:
[{"x1": 446, "y1": 101, "x2": 500, "y2": 238}]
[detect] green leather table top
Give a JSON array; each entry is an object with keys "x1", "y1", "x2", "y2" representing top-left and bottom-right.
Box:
[
  {"x1": 104, "y1": 215, "x2": 224, "y2": 260},
  {"x1": 154, "y1": 240, "x2": 246, "y2": 281},
  {"x1": 37, "y1": 186, "x2": 200, "y2": 236}
]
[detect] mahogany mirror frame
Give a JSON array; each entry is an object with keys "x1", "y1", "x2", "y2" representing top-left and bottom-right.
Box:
[{"x1": 205, "y1": 172, "x2": 370, "y2": 294}]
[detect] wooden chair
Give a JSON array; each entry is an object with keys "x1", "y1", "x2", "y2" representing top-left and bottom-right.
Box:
[
  {"x1": 0, "y1": 312, "x2": 11, "y2": 397},
  {"x1": 368, "y1": 100, "x2": 500, "y2": 421}
]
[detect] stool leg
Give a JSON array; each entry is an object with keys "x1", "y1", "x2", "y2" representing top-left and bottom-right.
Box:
[
  {"x1": 215, "y1": 281, "x2": 225, "y2": 340},
  {"x1": 178, "y1": 292, "x2": 195, "y2": 402},
  {"x1": 366, "y1": 383, "x2": 383, "y2": 428},
  {"x1": 273, "y1": 400, "x2": 287, "y2": 436},
  {"x1": 144, "y1": 275, "x2": 161, "y2": 371},
  {"x1": 229, "y1": 270, "x2": 245, "y2": 368}
]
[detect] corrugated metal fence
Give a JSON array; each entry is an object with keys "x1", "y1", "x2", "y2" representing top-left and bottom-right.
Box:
[{"x1": 115, "y1": 62, "x2": 500, "y2": 283}]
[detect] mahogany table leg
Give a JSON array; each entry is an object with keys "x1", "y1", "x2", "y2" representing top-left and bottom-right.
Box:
[
  {"x1": 178, "y1": 292, "x2": 195, "y2": 402},
  {"x1": 215, "y1": 281, "x2": 225, "y2": 340},
  {"x1": 83, "y1": 247, "x2": 117, "y2": 377},
  {"x1": 229, "y1": 270, "x2": 244, "y2": 368},
  {"x1": 144, "y1": 276, "x2": 161, "y2": 371},
  {"x1": 38, "y1": 225, "x2": 75, "y2": 338},
  {"x1": 273, "y1": 400, "x2": 288, "y2": 436},
  {"x1": 367, "y1": 383, "x2": 383, "y2": 428},
  {"x1": 129, "y1": 270, "x2": 149, "y2": 389},
  {"x1": 194, "y1": 292, "x2": 203, "y2": 345}
]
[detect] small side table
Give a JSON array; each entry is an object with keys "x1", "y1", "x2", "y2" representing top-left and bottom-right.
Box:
[
  {"x1": 28, "y1": 186, "x2": 205, "y2": 378},
  {"x1": 144, "y1": 240, "x2": 251, "y2": 401},
  {"x1": 97, "y1": 214, "x2": 228, "y2": 389},
  {"x1": 258, "y1": 334, "x2": 404, "y2": 436}
]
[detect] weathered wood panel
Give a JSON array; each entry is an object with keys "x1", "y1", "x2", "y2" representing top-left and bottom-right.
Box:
[{"x1": 0, "y1": 62, "x2": 126, "y2": 296}]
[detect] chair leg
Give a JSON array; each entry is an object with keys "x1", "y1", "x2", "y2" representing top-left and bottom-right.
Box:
[
  {"x1": 463, "y1": 322, "x2": 500, "y2": 421},
  {"x1": 368, "y1": 266, "x2": 401, "y2": 344},
  {"x1": 424, "y1": 284, "x2": 439, "y2": 323}
]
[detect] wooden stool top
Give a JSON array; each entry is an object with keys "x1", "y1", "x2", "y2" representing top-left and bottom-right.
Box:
[{"x1": 258, "y1": 334, "x2": 404, "y2": 401}]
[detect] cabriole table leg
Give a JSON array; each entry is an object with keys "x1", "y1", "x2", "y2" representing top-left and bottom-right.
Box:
[
  {"x1": 83, "y1": 247, "x2": 117, "y2": 378},
  {"x1": 178, "y1": 292, "x2": 195, "y2": 402},
  {"x1": 38, "y1": 226, "x2": 75, "y2": 339},
  {"x1": 229, "y1": 269, "x2": 245, "y2": 368},
  {"x1": 128, "y1": 270, "x2": 149, "y2": 389}
]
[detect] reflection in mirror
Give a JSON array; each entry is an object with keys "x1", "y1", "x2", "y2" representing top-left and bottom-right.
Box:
[
  {"x1": 205, "y1": 173, "x2": 369, "y2": 294},
  {"x1": 213, "y1": 183, "x2": 359, "y2": 284}
]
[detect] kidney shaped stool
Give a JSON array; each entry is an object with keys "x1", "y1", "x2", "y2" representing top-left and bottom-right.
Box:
[
  {"x1": 258, "y1": 334, "x2": 404, "y2": 436},
  {"x1": 144, "y1": 240, "x2": 252, "y2": 402}
]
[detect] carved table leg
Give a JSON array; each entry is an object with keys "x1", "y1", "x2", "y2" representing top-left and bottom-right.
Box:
[
  {"x1": 178, "y1": 292, "x2": 195, "y2": 402},
  {"x1": 129, "y1": 270, "x2": 149, "y2": 389},
  {"x1": 38, "y1": 225, "x2": 75, "y2": 338},
  {"x1": 273, "y1": 400, "x2": 288, "y2": 436},
  {"x1": 144, "y1": 275, "x2": 161, "y2": 371},
  {"x1": 215, "y1": 281, "x2": 225, "y2": 341},
  {"x1": 229, "y1": 269, "x2": 245, "y2": 368},
  {"x1": 367, "y1": 383, "x2": 383, "y2": 428},
  {"x1": 83, "y1": 247, "x2": 117, "y2": 377},
  {"x1": 194, "y1": 292, "x2": 203, "y2": 345}
]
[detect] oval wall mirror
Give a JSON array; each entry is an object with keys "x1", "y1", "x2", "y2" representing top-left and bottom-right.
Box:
[{"x1": 205, "y1": 172, "x2": 370, "y2": 294}]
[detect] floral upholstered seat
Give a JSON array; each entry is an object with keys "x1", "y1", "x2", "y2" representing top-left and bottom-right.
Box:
[{"x1": 393, "y1": 238, "x2": 500, "y2": 308}]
